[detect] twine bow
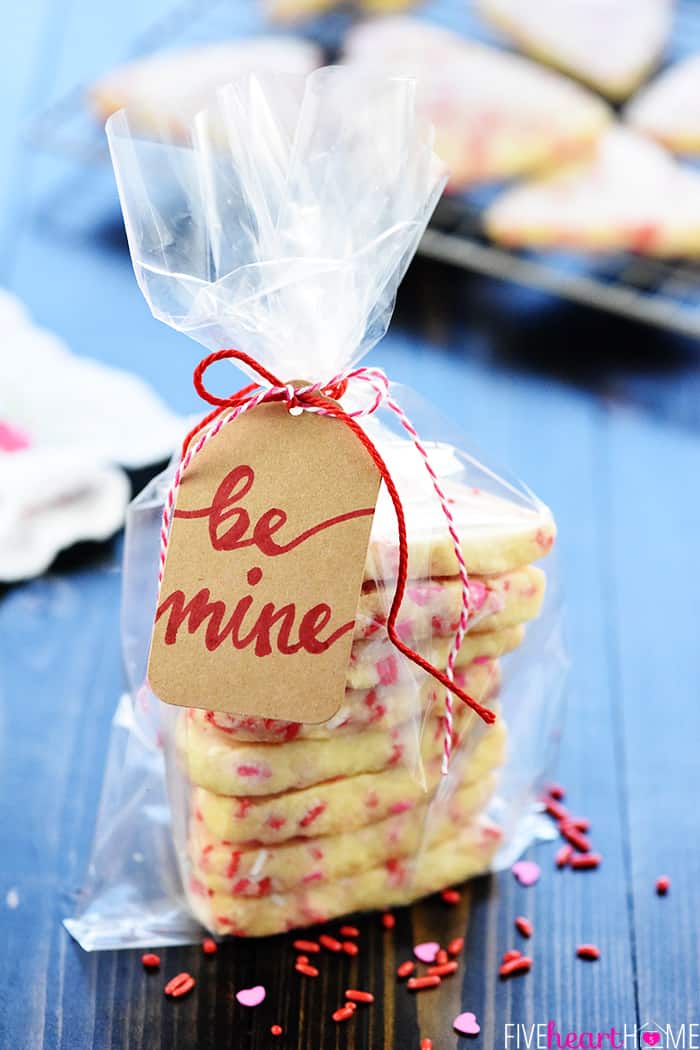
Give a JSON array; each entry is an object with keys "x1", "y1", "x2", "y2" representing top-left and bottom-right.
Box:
[{"x1": 159, "y1": 349, "x2": 496, "y2": 774}]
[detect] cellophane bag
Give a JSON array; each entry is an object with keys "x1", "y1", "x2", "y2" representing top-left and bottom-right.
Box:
[{"x1": 66, "y1": 69, "x2": 567, "y2": 949}]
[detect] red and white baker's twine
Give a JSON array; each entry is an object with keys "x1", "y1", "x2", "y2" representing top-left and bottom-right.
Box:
[
  {"x1": 159, "y1": 351, "x2": 492, "y2": 772},
  {"x1": 381, "y1": 390, "x2": 472, "y2": 774}
]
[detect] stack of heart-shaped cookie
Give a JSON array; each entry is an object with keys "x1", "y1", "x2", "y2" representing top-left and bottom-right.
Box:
[{"x1": 176, "y1": 479, "x2": 556, "y2": 936}]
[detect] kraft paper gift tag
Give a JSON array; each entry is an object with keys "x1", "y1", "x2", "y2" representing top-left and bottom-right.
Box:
[{"x1": 148, "y1": 400, "x2": 381, "y2": 723}]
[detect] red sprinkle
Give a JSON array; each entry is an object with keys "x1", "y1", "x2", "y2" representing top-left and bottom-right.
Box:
[
  {"x1": 202, "y1": 938, "x2": 217, "y2": 955},
  {"x1": 656, "y1": 875, "x2": 671, "y2": 896},
  {"x1": 427, "y1": 961, "x2": 458, "y2": 977},
  {"x1": 577, "y1": 944, "x2": 600, "y2": 960},
  {"x1": 296, "y1": 955, "x2": 309, "y2": 966},
  {"x1": 555, "y1": 845, "x2": 573, "y2": 868},
  {"x1": 382, "y1": 912, "x2": 395, "y2": 930},
  {"x1": 299, "y1": 802, "x2": 326, "y2": 828},
  {"x1": 548, "y1": 783, "x2": 566, "y2": 801},
  {"x1": 141, "y1": 953, "x2": 161, "y2": 970},
  {"x1": 421, "y1": 1041, "x2": 433, "y2": 1050},
  {"x1": 319, "y1": 934, "x2": 342, "y2": 953},
  {"x1": 332, "y1": 1006, "x2": 354, "y2": 1022},
  {"x1": 447, "y1": 937, "x2": 465, "y2": 956},
  {"x1": 545, "y1": 798, "x2": 569, "y2": 822},
  {"x1": 397, "y1": 960, "x2": 415, "y2": 978},
  {"x1": 293, "y1": 939, "x2": 320, "y2": 953},
  {"x1": 342, "y1": 941, "x2": 359, "y2": 957},
  {"x1": 441, "y1": 888, "x2": 461, "y2": 905},
  {"x1": 515, "y1": 916, "x2": 533, "y2": 938},
  {"x1": 340, "y1": 925, "x2": 360, "y2": 938},
  {"x1": 568, "y1": 817, "x2": 591, "y2": 832},
  {"x1": 345, "y1": 989, "x2": 374, "y2": 1004},
  {"x1": 570, "y1": 852, "x2": 602, "y2": 870},
  {"x1": 502, "y1": 949, "x2": 522, "y2": 964},
  {"x1": 271, "y1": 1025, "x2": 283, "y2": 1037},
  {"x1": 499, "y1": 956, "x2": 532, "y2": 978},
  {"x1": 559, "y1": 824, "x2": 592, "y2": 853},
  {"x1": 295, "y1": 963, "x2": 319, "y2": 977},
  {"x1": 435, "y1": 949, "x2": 448, "y2": 966},
  {"x1": 345, "y1": 1001, "x2": 357, "y2": 1013},
  {"x1": 407, "y1": 975, "x2": 442, "y2": 991},
  {"x1": 164, "y1": 972, "x2": 196, "y2": 998}
]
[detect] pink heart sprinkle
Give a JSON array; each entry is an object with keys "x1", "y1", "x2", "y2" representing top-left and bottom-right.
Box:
[
  {"x1": 413, "y1": 941, "x2": 440, "y2": 964},
  {"x1": 643, "y1": 1035, "x2": 660, "y2": 1047},
  {"x1": 236, "y1": 985, "x2": 266, "y2": 1007},
  {"x1": 454, "y1": 1011, "x2": 481, "y2": 1036},
  {"x1": 512, "y1": 860, "x2": 541, "y2": 886}
]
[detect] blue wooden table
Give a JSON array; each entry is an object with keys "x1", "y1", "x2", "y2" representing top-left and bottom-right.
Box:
[{"x1": 2, "y1": 2, "x2": 700, "y2": 1048}]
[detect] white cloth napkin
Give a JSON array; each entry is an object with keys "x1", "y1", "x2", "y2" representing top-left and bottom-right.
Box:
[{"x1": 0, "y1": 290, "x2": 186, "y2": 582}]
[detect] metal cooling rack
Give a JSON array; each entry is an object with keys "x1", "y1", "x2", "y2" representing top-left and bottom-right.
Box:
[
  {"x1": 423, "y1": 196, "x2": 700, "y2": 339},
  {"x1": 26, "y1": 0, "x2": 700, "y2": 338}
]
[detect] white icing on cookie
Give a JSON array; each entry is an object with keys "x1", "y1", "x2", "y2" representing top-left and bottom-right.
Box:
[
  {"x1": 344, "y1": 15, "x2": 609, "y2": 187},
  {"x1": 486, "y1": 126, "x2": 700, "y2": 257},
  {"x1": 478, "y1": 0, "x2": 671, "y2": 100},
  {"x1": 626, "y1": 54, "x2": 700, "y2": 155},
  {"x1": 89, "y1": 37, "x2": 321, "y2": 136}
]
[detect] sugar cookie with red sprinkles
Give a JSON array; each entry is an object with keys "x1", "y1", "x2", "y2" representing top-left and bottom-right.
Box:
[
  {"x1": 187, "y1": 819, "x2": 503, "y2": 936},
  {"x1": 182, "y1": 698, "x2": 506, "y2": 800},
  {"x1": 486, "y1": 128, "x2": 700, "y2": 258}
]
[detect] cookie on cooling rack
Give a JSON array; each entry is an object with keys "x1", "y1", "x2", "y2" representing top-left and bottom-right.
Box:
[
  {"x1": 343, "y1": 16, "x2": 610, "y2": 189},
  {"x1": 626, "y1": 54, "x2": 700, "y2": 156},
  {"x1": 484, "y1": 126, "x2": 700, "y2": 257},
  {"x1": 476, "y1": 0, "x2": 672, "y2": 101},
  {"x1": 88, "y1": 37, "x2": 321, "y2": 137}
]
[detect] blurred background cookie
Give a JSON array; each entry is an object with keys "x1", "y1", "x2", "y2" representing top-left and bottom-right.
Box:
[
  {"x1": 626, "y1": 53, "x2": 700, "y2": 154},
  {"x1": 88, "y1": 36, "x2": 322, "y2": 136},
  {"x1": 485, "y1": 125, "x2": 700, "y2": 257},
  {"x1": 344, "y1": 15, "x2": 610, "y2": 189},
  {"x1": 476, "y1": 0, "x2": 672, "y2": 100}
]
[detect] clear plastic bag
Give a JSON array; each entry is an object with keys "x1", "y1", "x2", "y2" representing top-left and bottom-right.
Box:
[{"x1": 66, "y1": 69, "x2": 567, "y2": 948}]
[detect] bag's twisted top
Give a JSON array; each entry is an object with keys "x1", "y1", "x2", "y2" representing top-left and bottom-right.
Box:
[{"x1": 107, "y1": 68, "x2": 446, "y2": 381}]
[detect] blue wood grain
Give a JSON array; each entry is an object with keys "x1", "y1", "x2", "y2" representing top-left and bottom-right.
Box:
[
  {"x1": 607, "y1": 410, "x2": 700, "y2": 1027},
  {"x1": 0, "y1": 561, "x2": 123, "y2": 1047}
]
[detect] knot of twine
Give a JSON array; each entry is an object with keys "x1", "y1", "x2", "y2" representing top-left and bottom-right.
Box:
[{"x1": 159, "y1": 349, "x2": 495, "y2": 774}]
